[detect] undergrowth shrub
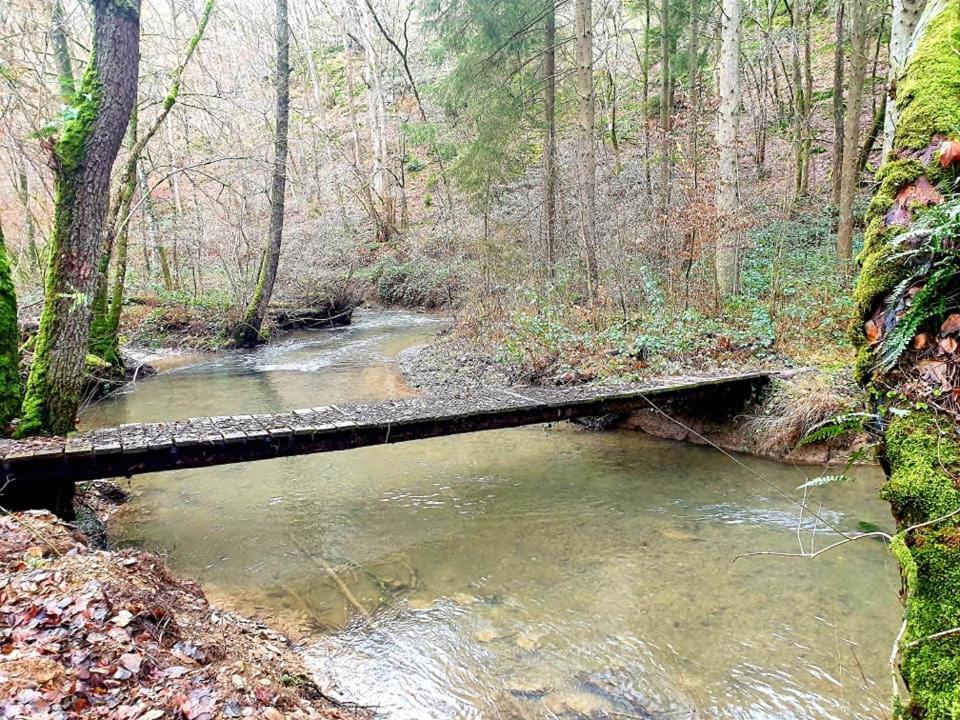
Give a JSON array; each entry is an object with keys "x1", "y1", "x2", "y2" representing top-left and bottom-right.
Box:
[{"x1": 359, "y1": 255, "x2": 458, "y2": 308}]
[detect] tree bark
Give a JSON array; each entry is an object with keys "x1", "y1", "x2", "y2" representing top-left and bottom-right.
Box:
[
  {"x1": 642, "y1": 0, "x2": 653, "y2": 199},
  {"x1": 235, "y1": 0, "x2": 289, "y2": 346},
  {"x1": 687, "y1": 0, "x2": 700, "y2": 189},
  {"x1": 659, "y1": 0, "x2": 671, "y2": 261},
  {"x1": 543, "y1": 3, "x2": 557, "y2": 279},
  {"x1": 883, "y1": 0, "x2": 929, "y2": 156},
  {"x1": 836, "y1": 0, "x2": 868, "y2": 261},
  {"x1": 716, "y1": 0, "x2": 742, "y2": 300},
  {"x1": 852, "y1": 2, "x2": 960, "y2": 715},
  {"x1": 91, "y1": 0, "x2": 215, "y2": 363},
  {"x1": 19, "y1": 0, "x2": 140, "y2": 437},
  {"x1": 51, "y1": 0, "x2": 75, "y2": 100},
  {"x1": 575, "y1": 0, "x2": 598, "y2": 302},
  {"x1": 831, "y1": 0, "x2": 845, "y2": 205}
]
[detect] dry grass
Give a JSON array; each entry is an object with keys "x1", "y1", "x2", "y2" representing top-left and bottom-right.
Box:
[{"x1": 748, "y1": 370, "x2": 866, "y2": 454}]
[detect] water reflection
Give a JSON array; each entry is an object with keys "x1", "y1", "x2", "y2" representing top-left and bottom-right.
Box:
[{"x1": 92, "y1": 310, "x2": 901, "y2": 719}]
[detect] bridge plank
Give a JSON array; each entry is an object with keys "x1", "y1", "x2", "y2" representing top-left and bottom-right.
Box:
[{"x1": 0, "y1": 372, "x2": 771, "y2": 486}]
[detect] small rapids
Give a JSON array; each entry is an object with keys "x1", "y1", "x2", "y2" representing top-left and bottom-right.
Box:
[{"x1": 90, "y1": 309, "x2": 901, "y2": 719}]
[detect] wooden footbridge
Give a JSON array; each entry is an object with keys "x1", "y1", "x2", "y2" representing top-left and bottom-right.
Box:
[{"x1": 0, "y1": 372, "x2": 769, "y2": 491}]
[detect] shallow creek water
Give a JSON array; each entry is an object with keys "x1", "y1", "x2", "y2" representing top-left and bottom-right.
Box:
[{"x1": 86, "y1": 310, "x2": 902, "y2": 719}]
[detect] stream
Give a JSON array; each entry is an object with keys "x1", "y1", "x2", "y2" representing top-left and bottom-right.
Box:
[{"x1": 85, "y1": 309, "x2": 902, "y2": 719}]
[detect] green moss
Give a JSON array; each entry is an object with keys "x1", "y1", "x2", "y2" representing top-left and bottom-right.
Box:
[
  {"x1": 882, "y1": 414, "x2": 960, "y2": 718},
  {"x1": 55, "y1": 59, "x2": 101, "y2": 173},
  {"x1": 18, "y1": 42, "x2": 103, "y2": 437},
  {"x1": 882, "y1": 414, "x2": 960, "y2": 524},
  {"x1": 0, "y1": 221, "x2": 21, "y2": 426},
  {"x1": 894, "y1": 4, "x2": 960, "y2": 151}
]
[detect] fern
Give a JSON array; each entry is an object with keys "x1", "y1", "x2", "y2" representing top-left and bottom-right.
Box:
[
  {"x1": 797, "y1": 474, "x2": 851, "y2": 490},
  {"x1": 798, "y1": 412, "x2": 873, "y2": 446},
  {"x1": 876, "y1": 264, "x2": 956, "y2": 372}
]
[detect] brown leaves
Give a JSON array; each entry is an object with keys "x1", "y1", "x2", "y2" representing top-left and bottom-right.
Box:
[
  {"x1": 940, "y1": 337, "x2": 958, "y2": 354},
  {"x1": 939, "y1": 139, "x2": 960, "y2": 168},
  {"x1": 942, "y1": 313, "x2": 960, "y2": 335},
  {"x1": 918, "y1": 359, "x2": 951, "y2": 390},
  {"x1": 865, "y1": 319, "x2": 882, "y2": 345},
  {"x1": 886, "y1": 177, "x2": 944, "y2": 227}
]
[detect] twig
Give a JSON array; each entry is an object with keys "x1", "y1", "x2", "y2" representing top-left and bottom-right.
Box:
[
  {"x1": 732, "y1": 531, "x2": 892, "y2": 563},
  {"x1": 890, "y1": 617, "x2": 907, "y2": 703},
  {"x1": 904, "y1": 625, "x2": 960, "y2": 649}
]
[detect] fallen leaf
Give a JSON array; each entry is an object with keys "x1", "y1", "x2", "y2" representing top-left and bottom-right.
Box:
[
  {"x1": 179, "y1": 689, "x2": 216, "y2": 720},
  {"x1": 119, "y1": 652, "x2": 142, "y2": 674},
  {"x1": 138, "y1": 710, "x2": 165, "y2": 720},
  {"x1": 940, "y1": 336, "x2": 958, "y2": 353},
  {"x1": 913, "y1": 332, "x2": 929, "y2": 349},
  {"x1": 886, "y1": 177, "x2": 943, "y2": 227},
  {"x1": 112, "y1": 610, "x2": 134, "y2": 628},
  {"x1": 939, "y1": 139, "x2": 960, "y2": 168},
  {"x1": 942, "y1": 313, "x2": 960, "y2": 335},
  {"x1": 865, "y1": 319, "x2": 882, "y2": 344},
  {"x1": 918, "y1": 359, "x2": 951, "y2": 389}
]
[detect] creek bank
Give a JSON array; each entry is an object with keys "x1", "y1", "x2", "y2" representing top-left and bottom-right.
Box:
[
  {"x1": 400, "y1": 335, "x2": 867, "y2": 464},
  {"x1": 0, "y1": 503, "x2": 369, "y2": 720},
  {"x1": 117, "y1": 294, "x2": 357, "y2": 352}
]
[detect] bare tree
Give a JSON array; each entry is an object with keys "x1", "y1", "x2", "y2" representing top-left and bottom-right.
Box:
[
  {"x1": 576, "y1": 0, "x2": 598, "y2": 302},
  {"x1": 235, "y1": 0, "x2": 290, "y2": 346},
  {"x1": 543, "y1": 2, "x2": 557, "y2": 279},
  {"x1": 836, "y1": 0, "x2": 868, "y2": 261},
  {"x1": 716, "y1": 0, "x2": 742, "y2": 299}
]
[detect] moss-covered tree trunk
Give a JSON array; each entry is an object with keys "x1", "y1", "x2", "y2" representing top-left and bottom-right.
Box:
[
  {"x1": 0, "y1": 219, "x2": 21, "y2": 426},
  {"x1": 18, "y1": 0, "x2": 140, "y2": 438},
  {"x1": 852, "y1": 1, "x2": 960, "y2": 715}
]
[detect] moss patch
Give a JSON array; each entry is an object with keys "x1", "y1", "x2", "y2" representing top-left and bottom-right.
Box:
[
  {"x1": 882, "y1": 414, "x2": 960, "y2": 719},
  {"x1": 893, "y1": 4, "x2": 960, "y2": 151},
  {"x1": 0, "y1": 221, "x2": 21, "y2": 425}
]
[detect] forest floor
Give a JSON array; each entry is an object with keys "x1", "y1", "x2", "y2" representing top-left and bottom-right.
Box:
[{"x1": 0, "y1": 496, "x2": 371, "y2": 720}]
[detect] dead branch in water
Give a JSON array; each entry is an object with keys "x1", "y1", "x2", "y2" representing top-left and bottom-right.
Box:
[{"x1": 287, "y1": 534, "x2": 370, "y2": 618}]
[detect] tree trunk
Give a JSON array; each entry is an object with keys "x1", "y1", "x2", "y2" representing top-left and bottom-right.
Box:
[
  {"x1": 0, "y1": 218, "x2": 21, "y2": 426},
  {"x1": 852, "y1": 2, "x2": 960, "y2": 716},
  {"x1": 659, "y1": 0, "x2": 671, "y2": 263},
  {"x1": 15, "y1": 158, "x2": 41, "y2": 276},
  {"x1": 575, "y1": 0, "x2": 598, "y2": 302},
  {"x1": 716, "y1": 0, "x2": 742, "y2": 300},
  {"x1": 543, "y1": 4, "x2": 557, "y2": 279},
  {"x1": 857, "y1": 100, "x2": 885, "y2": 174},
  {"x1": 642, "y1": 0, "x2": 653, "y2": 200},
  {"x1": 831, "y1": 0, "x2": 845, "y2": 205},
  {"x1": 91, "y1": 0, "x2": 215, "y2": 364},
  {"x1": 235, "y1": 0, "x2": 289, "y2": 347},
  {"x1": 356, "y1": 0, "x2": 397, "y2": 243},
  {"x1": 137, "y1": 161, "x2": 173, "y2": 291},
  {"x1": 18, "y1": 0, "x2": 140, "y2": 438},
  {"x1": 836, "y1": 0, "x2": 868, "y2": 261},
  {"x1": 883, "y1": 0, "x2": 929, "y2": 156},
  {"x1": 687, "y1": 0, "x2": 700, "y2": 189},
  {"x1": 51, "y1": 0, "x2": 75, "y2": 100}
]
